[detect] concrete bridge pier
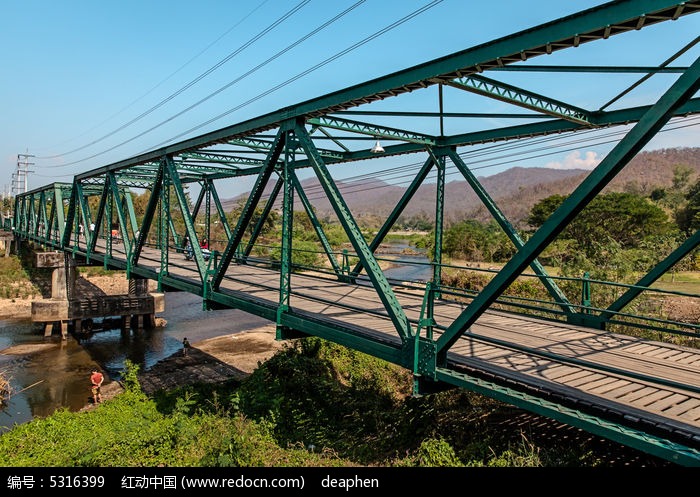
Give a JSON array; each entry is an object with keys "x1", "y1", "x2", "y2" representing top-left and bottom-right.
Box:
[
  {"x1": 30, "y1": 251, "x2": 75, "y2": 339},
  {"x1": 0, "y1": 231, "x2": 14, "y2": 257},
  {"x1": 31, "y1": 252, "x2": 164, "y2": 339},
  {"x1": 128, "y1": 277, "x2": 156, "y2": 331}
]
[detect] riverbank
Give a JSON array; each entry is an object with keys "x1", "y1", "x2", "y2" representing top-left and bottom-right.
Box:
[
  {"x1": 81, "y1": 324, "x2": 286, "y2": 408},
  {"x1": 0, "y1": 271, "x2": 287, "y2": 410}
]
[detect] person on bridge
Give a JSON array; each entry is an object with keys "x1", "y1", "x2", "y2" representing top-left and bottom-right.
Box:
[
  {"x1": 90, "y1": 369, "x2": 104, "y2": 404},
  {"x1": 184, "y1": 236, "x2": 193, "y2": 260},
  {"x1": 200, "y1": 238, "x2": 211, "y2": 261}
]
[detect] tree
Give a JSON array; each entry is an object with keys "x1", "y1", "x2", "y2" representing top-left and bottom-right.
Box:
[
  {"x1": 442, "y1": 219, "x2": 509, "y2": 262},
  {"x1": 528, "y1": 192, "x2": 673, "y2": 258},
  {"x1": 526, "y1": 194, "x2": 566, "y2": 228},
  {"x1": 676, "y1": 178, "x2": 700, "y2": 234}
]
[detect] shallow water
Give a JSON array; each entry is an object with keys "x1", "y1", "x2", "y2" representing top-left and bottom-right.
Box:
[{"x1": 0, "y1": 291, "x2": 271, "y2": 433}]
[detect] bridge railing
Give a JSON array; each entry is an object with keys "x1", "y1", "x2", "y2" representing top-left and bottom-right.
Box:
[
  {"x1": 13, "y1": 227, "x2": 699, "y2": 346},
  {"x1": 229, "y1": 241, "x2": 700, "y2": 346}
]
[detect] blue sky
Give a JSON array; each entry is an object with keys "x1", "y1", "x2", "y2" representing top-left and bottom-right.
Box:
[{"x1": 1, "y1": 0, "x2": 698, "y2": 199}]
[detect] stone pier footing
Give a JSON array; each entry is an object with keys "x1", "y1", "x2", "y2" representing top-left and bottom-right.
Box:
[{"x1": 30, "y1": 251, "x2": 164, "y2": 339}]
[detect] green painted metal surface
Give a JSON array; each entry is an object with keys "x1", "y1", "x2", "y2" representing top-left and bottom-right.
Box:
[
  {"x1": 296, "y1": 121, "x2": 412, "y2": 341},
  {"x1": 437, "y1": 54, "x2": 700, "y2": 355}
]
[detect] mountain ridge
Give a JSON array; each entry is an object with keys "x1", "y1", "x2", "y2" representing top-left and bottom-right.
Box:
[{"x1": 221, "y1": 147, "x2": 700, "y2": 228}]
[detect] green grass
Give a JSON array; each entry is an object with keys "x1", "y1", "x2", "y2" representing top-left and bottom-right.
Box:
[
  {"x1": 0, "y1": 339, "x2": 662, "y2": 467},
  {"x1": 78, "y1": 266, "x2": 125, "y2": 278},
  {"x1": 652, "y1": 271, "x2": 700, "y2": 294},
  {"x1": 0, "y1": 256, "x2": 43, "y2": 299}
]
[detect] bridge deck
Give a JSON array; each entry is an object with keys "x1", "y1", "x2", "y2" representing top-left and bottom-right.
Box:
[{"x1": 95, "y1": 243, "x2": 700, "y2": 448}]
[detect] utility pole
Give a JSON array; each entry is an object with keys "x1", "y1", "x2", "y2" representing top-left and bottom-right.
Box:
[
  {"x1": 14, "y1": 151, "x2": 35, "y2": 196},
  {"x1": 1, "y1": 183, "x2": 8, "y2": 223}
]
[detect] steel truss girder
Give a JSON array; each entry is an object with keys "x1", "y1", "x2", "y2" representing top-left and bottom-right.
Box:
[
  {"x1": 308, "y1": 116, "x2": 435, "y2": 145},
  {"x1": 287, "y1": 100, "x2": 700, "y2": 172},
  {"x1": 92, "y1": 181, "x2": 109, "y2": 257},
  {"x1": 190, "y1": 182, "x2": 207, "y2": 240},
  {"x1": 165, "y1": 157, "x2": 208, "y2": 283},
  {"x1": 441, "y1": 98, "x2": 700, "y2": 150},
  {"x1": 75, "y1": 182, "x2": 93, "y2": 259},
  {"x1": 228, "y1": 135, "x2": 345, "y2": 161},
  {"x1": 180, "y1": 152, "x2": 245, "y2": 168},
  {"x1": 37, "y1": 191, "x2": 49, "y2": 245},
  {"x1": 446, "y1": 148, "x2": 575, "y2": 314},
  {"x1": 212, "y1": 128, "x2": 287, "y2": 290},
  {"x1": 290, "y1": 169, "x2": 343, "y2": 276},
  {"x1": 444, "y1": 74, "x2": 592, "y2": 124},
  {"x1": 133, "y1": 162, "x2": 164, "y2": 265},
  {"x1": 227, "y1": 136, "x2": 277, "y2": 151},
  {"x1": 61, "y1": 179, "x2": 80, "y2": 248},
  {"x1": 244, "y1": 175, "x2": 283, "y2": 258},
  {"x1": 489, "y1": 64, "x2": 690, "y2": 74},
  {"x1": 87, "y1": 177, "x2": 153, "y2": 190},
  {"x1": 208, "y1": 180, "x2": 233, "y2": 241},
  {"x1": 124, "y1": 190, "x2": 138, "y2": 247},
  {"x1": 436, "y1": 54, "x2": 700, "y2": 356},
  {"x1": 310, "y1": 125, "x2": 351, "y2": 152},
  {"x1": 107, "y1": 172, "x2": 133, "y2": 259},
  {"x1": 295, "y1": 119, "x2": 411, "y2": 341},
  {"x1": 45, "y1": 193, "x2": 54, "y2": 237}
]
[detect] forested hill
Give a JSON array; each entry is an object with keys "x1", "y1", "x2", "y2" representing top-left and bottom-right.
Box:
[{"x1": 222, "y1": 147, "x2": 700, "y2": 228}]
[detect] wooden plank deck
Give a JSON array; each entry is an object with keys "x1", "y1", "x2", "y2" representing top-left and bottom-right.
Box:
[{"x1": 93, "y1": 242, "x2": 700, "y2": 445}]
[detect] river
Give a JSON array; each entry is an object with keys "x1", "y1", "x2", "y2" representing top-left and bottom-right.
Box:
[
  {"x1": 0, "y1": 240, "x2": 430, "y2": 433},
  {"x1": 377, "y1": 240, "x2": 433, "y2": 283},
  {"x1": 0, "y1": 291, "x2": 271, "y2": 433}
]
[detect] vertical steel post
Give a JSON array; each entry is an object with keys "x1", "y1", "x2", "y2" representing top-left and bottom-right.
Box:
[
  {"x1": 104, "y1": 181, "x2": 112, "y2": 270},
  {"x1": 205, "y1": 182, "x2": 211, "y2": 245},
  {"x1": 159, "y1": 178, "x2": 170, "y2": 291},
  {"x1": 433, "y1": 154, "x2": 445, "y2": 297},
  {"x1": 277, "y1": 131, "x2": 295, "y2": 338},
  {"x1": 581, "y1": 271, "x2": 591, "y2": 314}
]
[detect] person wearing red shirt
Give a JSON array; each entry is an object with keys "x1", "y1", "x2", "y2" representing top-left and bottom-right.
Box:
[
  {"x1": 200, "y1": 238, "x2": 211, "y2": 261},
  {"x1": 90, "y1": 369, "x2": 104, "y2": 404}
]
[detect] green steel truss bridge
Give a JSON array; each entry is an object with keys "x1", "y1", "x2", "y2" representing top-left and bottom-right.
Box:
[{"x1": 8, "y1": 1, "x2": 700, "y2": 465}]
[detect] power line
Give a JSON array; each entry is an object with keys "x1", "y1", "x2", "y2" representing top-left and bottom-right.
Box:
[
  {"x1": 39, "y1": 0, "x2": 442, "y2": 168},
  {"x1": 36, "y1": 0, "x2": 273, "y2": 158},
  {"x1": 38, "y1": 0, "x2": 312, "y2": 166},
  {"x1": 149, "y1": 0, "x2": 445, "y2": 150}
]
